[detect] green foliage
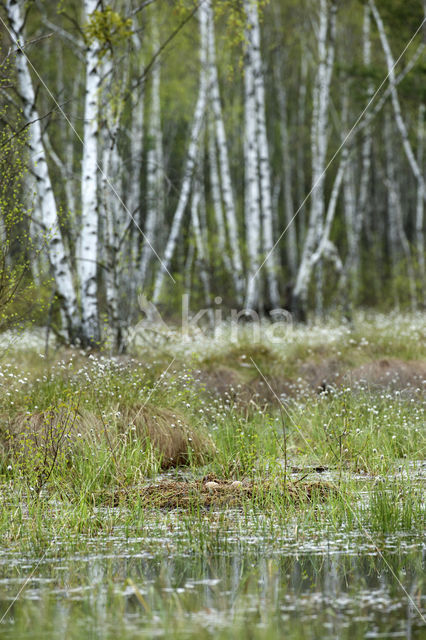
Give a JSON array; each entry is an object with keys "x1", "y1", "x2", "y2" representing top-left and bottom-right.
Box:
[
  {"x1": 0, "y1": 88, "x2": 36, "y2": 334},
  {"x1": 84, "y1": 5, "x2": 133, "y2": 57}
]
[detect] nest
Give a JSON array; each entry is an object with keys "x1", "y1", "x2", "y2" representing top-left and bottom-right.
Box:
[{"x1": 103, "y1": 475, "x2": 333, "y2": 509}]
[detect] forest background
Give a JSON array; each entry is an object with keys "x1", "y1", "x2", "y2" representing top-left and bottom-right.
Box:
[{"x1": 0, "y1": 0, "x2": 425, "y2": 351}]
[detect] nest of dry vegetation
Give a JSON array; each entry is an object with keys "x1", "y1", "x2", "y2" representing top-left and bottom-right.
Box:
[{"x1": 100, "y1": 475, "x2": 334, "y2": 509}]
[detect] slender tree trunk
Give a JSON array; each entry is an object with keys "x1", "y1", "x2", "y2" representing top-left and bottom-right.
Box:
[
  {"x1": 341, "y1": 84, "x2": 357, "y2": 298},
  {"x1": 349, "y1": 4, "x2": 373, "y2": 300},
  {"x1": 5, "y1": 0, "x2": 79, "y2": 341},
  {"x1": 293, "y1": 0, "x2": 337, "y2": 320},
  {"x1": 152, "y1": 1, "x2": 208, "y2": 303},
  {"x1": 206, "y1": 0, "x2": 244, "y2": 300},
  {"x1": 78, "y1": 0, "x2": 102, "y2": 345},
  {"x1": 416, "y1": 103, "x2": 425, "y2": 302},
  {"x1": 191, "y1": 149, "x2": 213, "y2": 321},
  {"x1": 245, "y1": 0, "x2": 280, "y2": 308},
  {"x1": 127, "y1": 27, "x2": 145, "y2": 312},
  {"x1": 243, "y1": 0, "x2": 261, "y2": 310},
  {"x1": 370, "y1": 0, "x2": 426, "y2": 199},
  {"x1": 274, "y1": 56, "x2": 298, "y2": 277},
  {"x1": 207, "y1": 114, "x2": 232, "y2": 275},
  {"x1": 139, "y1": 13, "x2": 164, "y2": 287},
  {"x1": 384, "y1": 112, "x2": 417, "y2": 310},
  {"x1": 296, "y1": 54, "x2": 308, "y2": 242}
]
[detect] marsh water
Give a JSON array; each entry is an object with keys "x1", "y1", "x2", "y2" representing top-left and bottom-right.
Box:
[{"x1": 0, "y1": 508, "x2": 424, "y2": 640}]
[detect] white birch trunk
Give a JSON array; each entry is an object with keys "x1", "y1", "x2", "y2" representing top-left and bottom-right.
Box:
[
  {"x1": 78, "y1": 0, "x2": 102, "y2": 345},
  {"x1": 206, "y1": 0, "x2": 244, "y2": 300},
  {"x1": 341, "y1": 86, "x2": 357, "y2": 275},
  {"x1": 244, "y1": 0, "x2": 280, "y2": 308},
  {"x1": 384, "y1": 113, "x2": 417, "y2": 310},
  {"x1": 152, "y1": 2, "x2": 208, "y2": 303},
  {"x1": 369, "y1": 0, "x2": 426, "y2": 199},
  {"x1": 296, "y1": 55, "x2": 308, "y2": 241},
  {"x1": 5, "y1": 0, "x2": 79, "y2": 340},
  {"x1": 207, "y1": 115, "x2": 232, "y2": 275},
  {"x1": 274, "y1": 58, "x2": 298, "y2": 276},
  {"x1": 345, "y1": 4, "x2": 373, "y2": 300},
  {"x1": 293, "y1": 0, "x2": 337, "y2": 319},
  {"x1": 243, "y1": 1, "x2": 261, "y2": 310},
  {"x1": 191, "y1": 153, "x2": 213, "y2": 320},
  {"x1": 139, "y1": 14, "x2": 164, "y2": 287},
  {"x1": 311, "y1": 148, "x2": 349, "y2": 267},
  {"x1": 127, "y1": 27, "x2": 145, "y2": 309},
  {"x1": 98, "y1": 54, "x2": 124, "y2": 352},
  {"x1": 416, "y1": 103, "x2": 425, "y2": 301}
]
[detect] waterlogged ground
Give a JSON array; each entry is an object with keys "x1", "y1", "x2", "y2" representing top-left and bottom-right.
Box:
[
  {"x1": 0, "y1": 313, "x2": 425, "y2": 638},
  {"x1": 0, "y1": 509, "x2": 424, "y2": 639}
]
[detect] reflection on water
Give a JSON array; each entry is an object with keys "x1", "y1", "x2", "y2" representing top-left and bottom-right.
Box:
[{"x1": 0, "y1": 518, "x2": 424, "y2": 639}]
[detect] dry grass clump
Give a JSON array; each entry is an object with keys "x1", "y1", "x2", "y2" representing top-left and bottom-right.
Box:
[
  {"x1": 118, "y1": 404, "x2": 215, "y2": 469},
  {"x1": 3, "y1": 404, "x2": 214, "y2": 472},
  {"x1": 4, "y1": 408, "x2": 87, "y2": 458},
  {"x1": 106, "y1": 476, "x2": 333, "y2": 509}
]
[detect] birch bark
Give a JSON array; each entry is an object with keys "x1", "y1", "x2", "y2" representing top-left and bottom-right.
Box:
[
  {"x1": 416, "y1": 104, "x2": 425, "y2": 301},
  {"x1": 384, "y1": 112, "x2": 417, "y2": 310},
  {"x1": 243, "y1": 0, "x2": 261, "y2": 310},
  {"x1": 292, "y1": 0, "x2": 337, "y2": 319},
  {"x1": 78, "y1": 0, "x2": 102, "y2": 345},
  {"x1": 5, "y1": 0, "x2": 79, "y2": 340},
  {"x1": 139, "y1": 13, "x2": 164, "y2": 286},
  {"x1": 191, "y1": 152, "x2": 213, "y2": 319},
  {"x1": 274, "y1": 57, "x2": 298, "y2": 276},
  {"x1": 152, "y1": 2, "x2": 208, "y2": 303},
  {"x1": 99, "y1": 54, "x2": 126, "y2": 352},
  {"x1": 207, "y1": 115, "x2": 232, "y2": 275},
  {"x1": 369, "y1": 0, "x2": 426, "y2": 199},
  {"x1": 244, "y1": 0, "x2": 280, "y2": 308},
  {"x1": 350, "y1": 3, "x2": 373, "y2": 296},
  {"x1": 206, "y1": 0, "x2": 244, "y2": 300}
]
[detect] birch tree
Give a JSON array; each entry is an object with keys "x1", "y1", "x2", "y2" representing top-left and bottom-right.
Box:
[
  {"x1": 292, "y1": 0, "x2": 337, "y2": 320},
  {"x1": 244, "y1": 0, "x2": 280, "y2": 309},
  {"x1": 206, "y1": 0, "x2": 244, "y2": 300},
  {"x1": 139, "y1": 12, "x2": 164, "y2": 287},
  {"x1": 273, "y1": 55, "x2": 298, "y2": 277},
  {"x1": 77, "y1": 0, "x2": 102, "y2": 345},
  {"x1": 416, "y1": 103, "x2": 425, "y2": 300},
  {"x1": 369, "y1": 0, "x2": 426, "y2": 200},
  {"x1": 344, "y1": 4, "x2": 373, "y2": 301},
  {"x1": 243, "y1": 0, "x2": 262, "y2": 310},
  {"x1": 152, "y1": 1, "x2": 208, "y2": 304},
  {"x1": 4, "y1": 0, "x2": 79, "y2": 341}
]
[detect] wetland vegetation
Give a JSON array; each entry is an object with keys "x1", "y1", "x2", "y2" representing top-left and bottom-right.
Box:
[{"x1": 0, "y1": 313, "x2": 424, "y2": 638}]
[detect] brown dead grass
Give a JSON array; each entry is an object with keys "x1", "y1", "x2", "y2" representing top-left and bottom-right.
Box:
[
  {"x1": 195, "y1": 366, "x2": 295, "y2": 408},
  {"x1": 196, "y1": 356, "x2": 426, "y2": 406},
  {"x1": 4, "y1": 405, "x2": 214, "y2": 470},
  {"x1": 343, "y1": 358, "x2": 426, "y2": 391},
  {"x1": 103, "y1": 476, "x2": 334, "y2": 509},
  {"x1": 118, "y1": 404, "x2": 214, "y2": 469},
  {"x1": 4, "y1": 407, "x2": 87, "y2": 457}
]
